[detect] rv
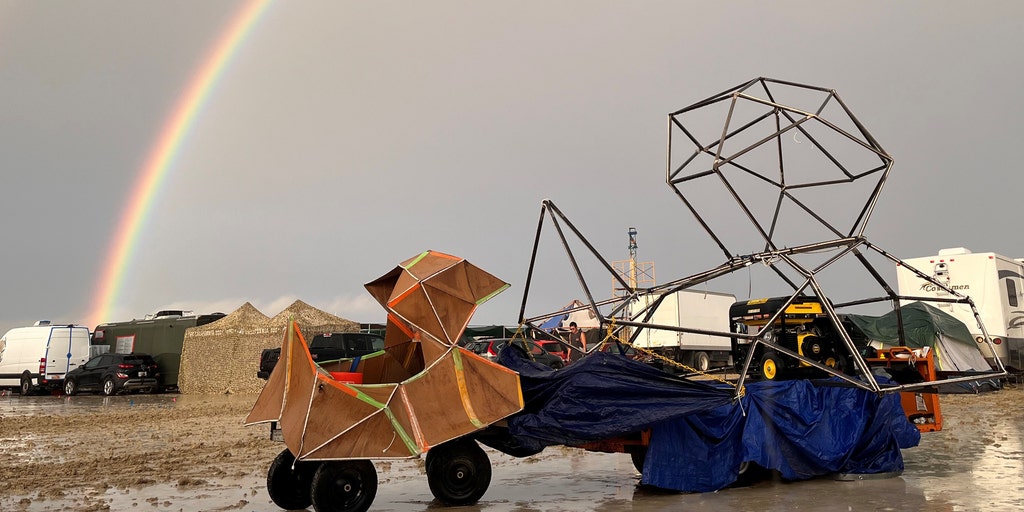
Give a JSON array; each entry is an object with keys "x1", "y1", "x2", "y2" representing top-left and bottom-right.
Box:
[
  {"x1": 92, "y1": 310, "x2": 225, "y2": 391},
  {"x1": 629, "y1": 289, "x2": 736, "y2": 371},
  {"x1": 896, "y1": 247, "x2": 1024, "y2": 370},
  {"x1": 0, "y1": 322, "x2": 91, "y2": 395}
]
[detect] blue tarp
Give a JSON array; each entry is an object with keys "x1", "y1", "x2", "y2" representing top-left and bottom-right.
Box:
[
  {"x1": 538, "y1": 312, "x2": 567, "y2": 331},
  {"x1": 496, "y1": 348, "x2": 921, "y2": 492},
  {"x1": 499, "y1": 350, "x2": 735, "y2": 449}
]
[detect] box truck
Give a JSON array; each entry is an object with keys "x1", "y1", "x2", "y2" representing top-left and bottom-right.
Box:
[
  {"x1": 92, "y1": 310, "x2": 225, "y2": 391},
  {"x1": 896, "y1": 247, "x2": 1024, "y2": 370},
  {"x1": 629, "y1": 289, "x2": 736, "y2": 371},
  {"x1": 0, "y1": 321, "x2": 91, "y2": 395}
]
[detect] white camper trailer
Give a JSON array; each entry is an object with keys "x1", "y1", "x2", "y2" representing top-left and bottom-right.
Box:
[
  {"x1": 629, "y1": 289, "x2": 736, "y2": 371},
  {"x1": 896, "y1": 247, "x2": 1024, "y2": 369},
  {"x1": 0, "y1": 322, "x2": 91, "y2": 395}
]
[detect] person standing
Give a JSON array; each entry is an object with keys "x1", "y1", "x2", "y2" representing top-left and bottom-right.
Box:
[{"x1": 568, "y1": 321, "x2": 587, "y2": 362}]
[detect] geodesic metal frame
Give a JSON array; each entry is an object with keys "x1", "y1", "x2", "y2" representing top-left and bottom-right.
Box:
[{"x1": 515, "y1": 78, "x2": 1007, "y2": 396}]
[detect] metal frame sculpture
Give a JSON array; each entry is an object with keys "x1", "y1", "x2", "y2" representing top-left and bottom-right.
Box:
[{"x1": 516, "y1": 77, "x2": 1007, "y2": 396}]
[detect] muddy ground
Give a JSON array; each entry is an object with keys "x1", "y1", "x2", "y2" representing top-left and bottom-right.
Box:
[{"x1": 0, "y1": 385, "x2": 1021, "y2": 512}]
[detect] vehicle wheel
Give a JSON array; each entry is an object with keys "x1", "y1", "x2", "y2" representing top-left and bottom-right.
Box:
[
  {"x1": 693, "y1": 351, "x2": 711, "y2": 372},
  {"x1": 310, "y1": 460, "x2": 377, "y2": 512},
  {"x1": 102, "y1": 377, "x2": 118, "y2": 396},
  {"x1": 425, "y1": 438, "x2": 491, "y2": 506},
  {"x1": 20, "y1": 374, "x2": 34, "y2": 396},
  {"x1": 760, "y1": 352, "x2": 782, "y2": 381},
  {"x1": 64, "y1": 379, "x2": 77, "y2": 396},
  {"x1": 628, "y1": 447, "x2": 647, "y2": 473},
  {"x1": 267, "y1": 448, "x2": 318, "y2": 511},
  {"x1": 731, "y1": 461, "x2": 771, "y2": 487}
]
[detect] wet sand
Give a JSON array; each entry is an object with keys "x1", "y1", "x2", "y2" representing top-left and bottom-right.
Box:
[{"x1": 0, "y1": 385, "x2": 1021, "y2": 511}]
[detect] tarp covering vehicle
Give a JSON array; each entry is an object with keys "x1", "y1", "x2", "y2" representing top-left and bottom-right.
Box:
[{"x1": 496, "y1": 347, "x2": 921, "y2": 492}]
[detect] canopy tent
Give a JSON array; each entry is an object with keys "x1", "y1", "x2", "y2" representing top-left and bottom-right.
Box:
[{"x1": 845, "y1": 301, "x2": 990, "y2": 372}]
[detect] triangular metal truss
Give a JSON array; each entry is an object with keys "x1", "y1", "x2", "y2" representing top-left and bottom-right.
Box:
[{"x1": 514, "y1": 78, "x2": 1007, "y2": 397}]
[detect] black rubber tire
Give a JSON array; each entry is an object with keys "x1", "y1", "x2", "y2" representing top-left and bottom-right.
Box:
[
  {"x1": 425, "y1": 438, "x2": 492, "y2": 506},
  {"x1": 693, "y1": 351, "x2": 711, "y2": 372},
  {"x1": 20, "y1": 375, "x2": 33, "y2": 396},
  {"x1": 64, "y1": 379, "x2": 77, "y2": 396},
  {"x1": 760, "y1": 352, "x2": 783, "y2": 381},
  {"x1": 731, "y1": 461, "x2": 772, "y2": 487},
  {"x1": 836, "y1": 354, "x2": 854, "y2": 376},
  {"x1": 310, "y1": 460, "x2": 377, "y2": 512},
  {"x1": 629, "y1": 447, "x2": 647, "y2": 474},
  {"x1": 266, "y1": 448, "x2": 318, "y2": 511},
  {"x1": 102, "y1": 377, "x2": 117, "y2": 396}
]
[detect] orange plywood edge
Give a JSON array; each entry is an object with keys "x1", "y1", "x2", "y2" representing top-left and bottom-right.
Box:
[{"x1": 249, "y1": 251, "x2": 522, "y2": 460}]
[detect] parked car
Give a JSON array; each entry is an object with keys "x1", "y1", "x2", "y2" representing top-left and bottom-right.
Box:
[
  {"x1": 598, "y1": 341, "x2": 647, "y2": 361},
  {"x1": 63, "y1": 353, "x2": 161, "y2": 396},
  {"x1": 465, "y1": 338, "x2": 506, "y2": 361},
  {"x1": 534, "y1": 339, "x2": 569, "y2": 363},
  {"x1": 467, "y1": 338, "x2": 564, "y2": 369}
]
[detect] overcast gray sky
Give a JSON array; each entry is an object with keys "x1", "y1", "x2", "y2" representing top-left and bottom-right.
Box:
[{"x1": 1, "y1": 1, "x2": 1022, "y2": 336}]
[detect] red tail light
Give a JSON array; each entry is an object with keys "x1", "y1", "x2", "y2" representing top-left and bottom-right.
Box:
[
  {"x1": 39, "y1": 358, "x2": 46, "y2": 374},
  {"x1": 993, "y1": 338, "x2": 1003, "y2": 345},
  {"x1": 118, "y1": 363, "x2": 134, "y2": 369}
]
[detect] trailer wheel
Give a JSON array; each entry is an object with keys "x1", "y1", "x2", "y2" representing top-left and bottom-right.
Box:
[
  {"x1": 731, "y1": 461, "x2": 771, "y2": 487},
  {"x1": 310, "y1": 460, "x2": 377, "y2": 512},
  {"x1": 267, "y1": 448, "x2": 318, "y2": 510},
  {"x1": 628, "y1": 447, "x2": 647, "y2": 474},
  {"x1": 426, "y1": 438, "x2": 491, "y2": 506},
  {"x1": 760, "y1": 352, "x2": 782, "y2": 380}
]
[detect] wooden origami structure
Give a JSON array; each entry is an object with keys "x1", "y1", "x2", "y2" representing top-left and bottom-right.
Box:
[{"x1": 245, "y1": 250, "x2": 524, "y2": 460}]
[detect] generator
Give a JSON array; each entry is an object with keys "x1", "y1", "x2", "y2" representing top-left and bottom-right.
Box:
[{"x1": 730, "y1": 297, "x2": 855, "y2": 380}]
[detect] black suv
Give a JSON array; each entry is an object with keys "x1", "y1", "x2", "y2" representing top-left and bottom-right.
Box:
[
  {"x1": 64, "y1": 353, "x2": 161, "y2": 396},
  {"x1": 257, "y1": 332, "x2": 386, "y2": 379}
]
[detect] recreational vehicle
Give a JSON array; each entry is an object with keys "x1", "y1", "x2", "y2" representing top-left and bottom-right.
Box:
[
  {"x1": 0, "y1": 322, "x2": 91, "y2": 395},
  {"x1": 92, "y1": 310, "x2": 225, "y2": 391},
  {"x1": 896, "y1": 247, "x2": 1024, "y2": 370}
]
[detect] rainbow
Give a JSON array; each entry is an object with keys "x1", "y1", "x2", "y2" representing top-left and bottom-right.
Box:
[{"x1": 86, "y1": 0, "x2": 273, "y2": 328}]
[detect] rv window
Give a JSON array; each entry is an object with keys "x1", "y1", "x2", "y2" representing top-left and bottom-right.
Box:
[{"x1": 1008, "y1": 280, "x2": 1019, "y2": 307}]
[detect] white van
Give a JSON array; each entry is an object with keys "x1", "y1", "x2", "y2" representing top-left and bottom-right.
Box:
[{"x1": 0, "y1": 321, "x2": 91, "y2": 395}]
